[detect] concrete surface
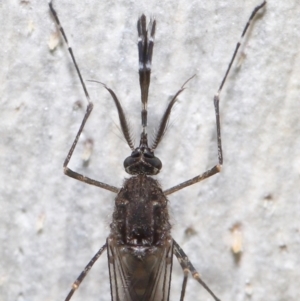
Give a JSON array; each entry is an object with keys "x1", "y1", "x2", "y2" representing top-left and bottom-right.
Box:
[{"x1": 1, "y1": 1, "x2": 299, "y2": 301}]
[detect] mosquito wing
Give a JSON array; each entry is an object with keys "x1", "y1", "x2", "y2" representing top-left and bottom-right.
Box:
[{"x1": 107, "y1": 238, "x2": 173, "y2": 301}]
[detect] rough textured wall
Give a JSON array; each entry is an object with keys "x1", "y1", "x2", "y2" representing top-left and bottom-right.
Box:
[{"x1": 1, "y1": 1, "x2": 299, "y2": 301}]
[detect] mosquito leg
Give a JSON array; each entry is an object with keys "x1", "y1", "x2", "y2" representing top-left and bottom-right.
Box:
[
  {"x1": 173, "y1": 240, "x2": 221, "y2": 301},
  {"x1": 164, "y1": 1, "x2": 266, "y2": 196},
  {"x1": 217, "y1": 1, "x2": 267, "y2": 94},
  {"x1": 49, "y1": 2, "x2": 119, "y2": 193},
  {"x1": 64, "y1": 243, "x2": 107, "y2": 301}
]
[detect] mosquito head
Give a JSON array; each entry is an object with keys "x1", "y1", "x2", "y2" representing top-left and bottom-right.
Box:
[
  {"x1": 123, "y1": 133, "x2": 162, "y2": 175},
  {"x1": 123, "y1": 15, "x2": 162, "y2": 176}
]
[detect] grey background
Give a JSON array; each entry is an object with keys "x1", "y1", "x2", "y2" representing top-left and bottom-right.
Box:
[{"x1": 1, "y1": 1, "x2": 300, "y2": 301}]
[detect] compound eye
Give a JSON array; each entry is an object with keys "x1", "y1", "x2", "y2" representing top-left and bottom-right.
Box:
[
  {"x1": 131, "y1": 150, "x2": 141, "y2": 158},
  {"x1": 148, "y1": 157, "x2": 162, "y2": 171},
  {"x1": 123, "y1": 156, "x2": 136, "y2": 169},
  {"x1": 143, "y1": 149, "x2": 154, "y2": 158},
  {"x1": 123, "y1": 148, "x2": 162, "y2": 175}
]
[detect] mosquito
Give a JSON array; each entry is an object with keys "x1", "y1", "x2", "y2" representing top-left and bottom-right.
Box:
[{"x1": 49, "y1": 2, "x2": 266, "y2": 301}]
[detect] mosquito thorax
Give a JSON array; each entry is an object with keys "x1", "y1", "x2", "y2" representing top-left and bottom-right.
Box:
[{"x1": 123, "y1": 147, "x2": 162, "y2": 175}]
